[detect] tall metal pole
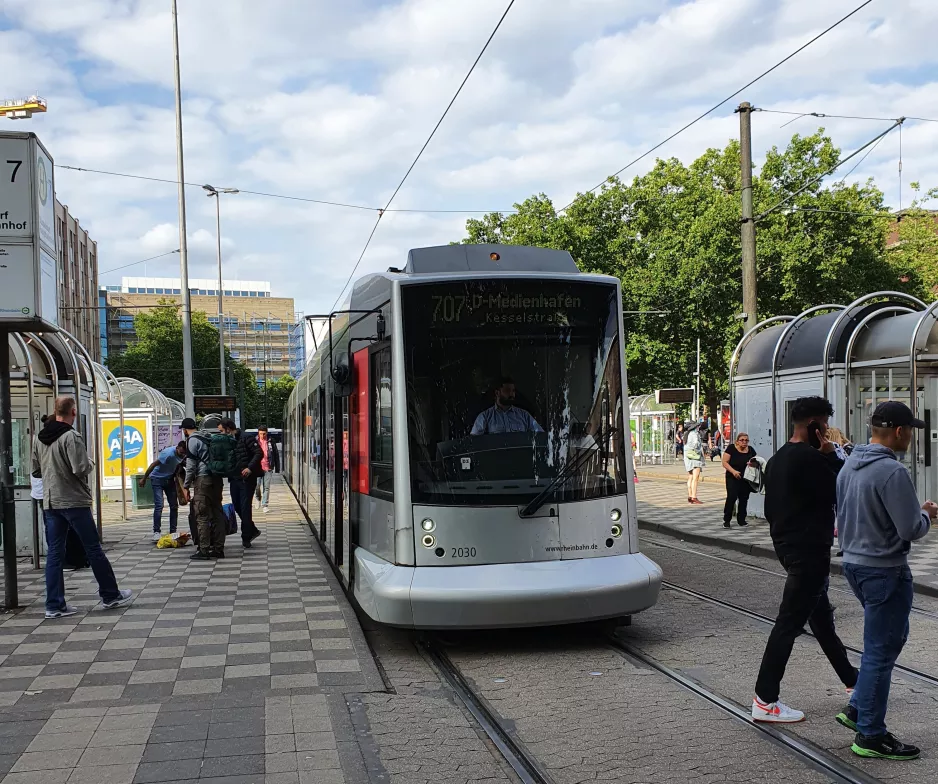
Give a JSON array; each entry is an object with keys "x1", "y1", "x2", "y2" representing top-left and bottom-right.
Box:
[
  {"x1": 264, "y1": 313, "x2": 269, "y2": 424},
  {"x1": 1, "y1": 335, "x2": 17, "y2": 609},
  {"x1": 695, "y1": 337, "x2": 701, "y2": 422},
  {"x1": 172, "y1": 0, "x2": 195, "y2": 418},
  {"x1": 213, "y1": 193, "x2": 227, "y2": 396},
  {"x1": 738, "y1": 101, "x2": 758, "y2": 335}
]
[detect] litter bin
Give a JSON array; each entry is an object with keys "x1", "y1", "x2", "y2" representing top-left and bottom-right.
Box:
[{"x1": 132, "y1": 478, "x2": 154, "y2": 510}]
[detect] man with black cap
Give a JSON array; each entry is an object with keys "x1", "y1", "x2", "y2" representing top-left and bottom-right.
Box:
[{"x1": 835, "y1": 401, "x2": 936, "y2": 760}]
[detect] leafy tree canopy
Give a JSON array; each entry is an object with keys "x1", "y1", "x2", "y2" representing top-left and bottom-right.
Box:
[{"x1": 462, "y1": 131, "x2": 916, "y2": 415}]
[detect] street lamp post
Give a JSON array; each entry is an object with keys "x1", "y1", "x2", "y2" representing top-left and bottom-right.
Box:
[
  {"x1": 202, "y1": 185, "x2": 239, "y2": 397},
  {"x1": 171, "y1": 0, "x2": 195, "y2": 418}
]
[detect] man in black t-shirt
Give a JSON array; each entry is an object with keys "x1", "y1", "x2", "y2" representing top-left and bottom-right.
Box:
[{"x1": 751, "y1": 396, "x2": 858, "y2": 724}]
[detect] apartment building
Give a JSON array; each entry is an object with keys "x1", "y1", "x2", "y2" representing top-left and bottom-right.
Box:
[{"x1": 55, "y1": 200, "x2": 100, "y2": 360}]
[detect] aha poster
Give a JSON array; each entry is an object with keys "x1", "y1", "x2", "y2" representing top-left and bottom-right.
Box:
[{"x1": 99, "y1": 417, "x2": 152, "y2": 489}]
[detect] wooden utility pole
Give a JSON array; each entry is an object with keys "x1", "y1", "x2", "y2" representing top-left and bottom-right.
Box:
[{"x1": 737, "y1": 102, "x2": 757, "y2": 334}]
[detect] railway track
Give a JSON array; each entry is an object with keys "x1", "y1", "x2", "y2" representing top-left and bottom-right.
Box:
[
  {"x1": 420, "y1": 637, "x2": 554, "y2": 784},
  {"x1": 644, "y1": 536, "x2": 938, "y2": 621},
  {"x1": 608, "y1": 635, "x2": 883, "y2": 784},
  {"x1": 662, "y1": 580, "x2": 938, "y2": 689}
]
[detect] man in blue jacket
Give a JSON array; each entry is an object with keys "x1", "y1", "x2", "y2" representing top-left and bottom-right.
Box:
[{"x1": 836, "y1": 401, "x2": 936, "y2": 761}]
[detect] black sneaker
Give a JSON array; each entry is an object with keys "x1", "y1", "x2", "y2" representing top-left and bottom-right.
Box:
[
  {"x1": 190, "y1": 550, "x2": 212, "y2": 561},
  {"x1": 836, "y1": 704, "x2": 857, "y2": 732},
  {"x1": 738, "y1": 520, "x2": 748, "y2": 527},
  {"x1": 242, "y1": 539, "x2": 252, "y2": 549},
  {"x1": 852, "y1": 732, "x2": 920, "y2": 760},
  {"x1": 212, "y1": 549, "x2": 225, "y2": 559},
  {"x1": 249, "y1": 529, "x2": 261, "y2": 542},
  {"x1": 723, "y1": 521, "x2": 731, "y2": 529}
]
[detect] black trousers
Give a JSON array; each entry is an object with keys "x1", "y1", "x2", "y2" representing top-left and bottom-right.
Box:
[
  {"x1": 755, "y1": 552, "x2": 857, "y2": 703},
  {"x1": 230, "y1": 475, "x2": 260, "y2": 544},
  {"x1": 723, "y1": 475, "x2": 752, "y2": 524}
]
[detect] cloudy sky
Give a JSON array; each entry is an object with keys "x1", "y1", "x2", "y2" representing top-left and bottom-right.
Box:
[{"x1": 2, "y1": 0, "x2": 937, "y2": 321}]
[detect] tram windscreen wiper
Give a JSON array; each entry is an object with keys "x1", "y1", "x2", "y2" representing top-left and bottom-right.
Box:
[{"x1": 519, "y1": 427, "x2": 617, "y2": 518}]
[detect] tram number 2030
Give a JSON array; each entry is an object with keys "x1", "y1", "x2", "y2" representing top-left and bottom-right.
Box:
[{"x1": 451, "y1": 547, "x2": 477, "y2": 558}]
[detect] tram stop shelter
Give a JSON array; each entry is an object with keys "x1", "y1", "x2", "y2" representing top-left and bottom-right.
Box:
[
  {"x1": 629, "y1": 394, "x2": 679, "y2": 465},
  {"x1": 730, "y1": 291, "x2": 938, "y2": 516},
  {"x1": 0, "y1": 328, "x2": 182, "y2": 562}
]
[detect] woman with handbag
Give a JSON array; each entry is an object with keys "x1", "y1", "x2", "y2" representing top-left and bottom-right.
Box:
[
  {"x1": 721, "y1": 432, "x2": 757, "y2": 528},
  {"x1": 684, "y1": 422, "x2": 706, "y2": 504}
]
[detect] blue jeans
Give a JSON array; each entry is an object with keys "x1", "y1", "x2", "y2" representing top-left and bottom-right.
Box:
[
  {"x1": 259, "y1": 472, "x2": 271, "y2": 507},
  {"x1": 151, "y1": 476, "x2": 178, "y2": 533},
  {"x1": 845, "y1": 563, "x2": 914, "y2": 737},
  {"x1": 45, "y1": 507, "x2": 121, "y2": 612}
]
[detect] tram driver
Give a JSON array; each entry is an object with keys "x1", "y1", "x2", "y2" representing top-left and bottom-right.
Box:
[{"x1": 470, "y1": 377, "x2": 543, "y2": 435}]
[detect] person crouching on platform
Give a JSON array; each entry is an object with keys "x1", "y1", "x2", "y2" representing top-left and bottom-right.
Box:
[{"x1": 752, "y1": 396, "x2": 858, "y2": 723}]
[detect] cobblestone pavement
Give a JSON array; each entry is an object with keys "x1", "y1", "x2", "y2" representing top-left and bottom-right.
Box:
[
  {"x1": 635, "y1": 474, "x2": 938, "y2": 594},
  {"x1": 637, "y1": 538, "x2": 938, "y2": 782},
  {"x1": 0, "y1": 477, "x2": 382, "y2": 784}
]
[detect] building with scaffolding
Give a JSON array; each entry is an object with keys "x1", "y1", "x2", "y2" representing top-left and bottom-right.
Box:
[{"x1": 103, "y1": 277, "x2": 299, "y2": 384}]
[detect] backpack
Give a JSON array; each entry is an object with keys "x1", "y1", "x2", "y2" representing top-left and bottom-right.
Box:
[{"x1": 190, "y1": 433, "x2": 237, "y2": 477}]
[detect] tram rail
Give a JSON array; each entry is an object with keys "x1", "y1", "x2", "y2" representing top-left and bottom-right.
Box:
[
  {"x1": 420, "y1": 637, "x2": 554, "y2": 784},
  {"x1": 607, "y1": 636, "x2": 883, "y2": 784},
  {"x1": 644, "y1": 536, "x2": 938, "y2": 621},
  {"x1": 662, "y1": 580, "x2": 938, "y2": 690}
]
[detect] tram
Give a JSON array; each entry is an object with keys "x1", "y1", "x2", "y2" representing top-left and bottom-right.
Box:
[{"x1": 283, "y1": 244, "x2": 662, "y2": 628}]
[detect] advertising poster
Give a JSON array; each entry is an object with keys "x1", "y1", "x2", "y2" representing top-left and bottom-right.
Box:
[
  {"x1": 720, "y1": 400, "x2": 732, "y2": 443},
  {"x1": 99, "y1": 416, "x2": 152, "y2": 489}
]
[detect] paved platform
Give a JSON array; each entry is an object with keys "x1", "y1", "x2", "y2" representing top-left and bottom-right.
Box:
[
  {"x1": 635, "y1": 475, "x2": 938, "y2": 596},
  {"x1": 0, "y1": 476, "x2": 382, "y2": 784}
]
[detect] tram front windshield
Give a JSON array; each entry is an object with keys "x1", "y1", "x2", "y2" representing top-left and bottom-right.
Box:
[{"x1": 402, "y1": 279, "x2": 627, "y2": 506}]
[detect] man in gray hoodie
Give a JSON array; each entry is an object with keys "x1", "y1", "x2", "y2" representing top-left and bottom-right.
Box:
[
  {"x1": 835, "y1": 401, "x2": 936, "y2": 761},
  {"x1": 33, "y1": 396, "x2": 132, "y2": 618}
]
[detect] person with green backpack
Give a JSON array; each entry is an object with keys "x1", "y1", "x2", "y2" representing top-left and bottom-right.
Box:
[{"x1": 183, "y1": 414, "x2": 237, "y2": 560}]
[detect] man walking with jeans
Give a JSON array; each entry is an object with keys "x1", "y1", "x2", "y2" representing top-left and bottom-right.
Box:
[
  {"x1": 32, "y1": 396, "x2": 132, "y2": 618},
  {"x1": 256, "y1": 425, "x2": 279, "y2": 512},
  {"x1": 752, "y1": 396, "x2": 858, "y2": 723},
  {"x1": 836, "y1": 401, "x2": 935, "y2": 760},
  {"x1": 138, "y1": 440, "x2": 187, "y2": 542}
]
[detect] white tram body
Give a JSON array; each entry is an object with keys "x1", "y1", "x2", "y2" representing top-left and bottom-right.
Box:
[{"x1": 284, "y1": 244, "x2": 662, "y2": 628}]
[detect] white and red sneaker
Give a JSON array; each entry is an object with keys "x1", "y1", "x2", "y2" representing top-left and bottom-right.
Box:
[{"x1": 751, "y1": 697, "x2": 805, "y2": 723}]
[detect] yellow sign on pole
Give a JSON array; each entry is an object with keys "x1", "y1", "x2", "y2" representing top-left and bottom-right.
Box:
[{"x1": 99, "y1": 417, "x2": 151, "y2": 488}]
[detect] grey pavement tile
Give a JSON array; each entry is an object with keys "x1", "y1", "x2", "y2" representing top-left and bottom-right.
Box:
[
  {"x1": 265, "y1": 734, "x2": 296, "y2": 754},
  {"x1": 305, "y1": 621, "x2": 346, "y2": 631},
  {"x1": 225, "y1": 653, "x2": 271, "y2": 667},
  {"x1": 49, "y1": 651, "x2": 98, "y2": 664},
  {"x1": 78, "y1": 671, "x2": 133, "y2": 687},
  {"x1": 207, "y1": 721, "x2": 257, "y2": 740},
  {"x1": 265, "y1": 775, "x2": 299, "y2": 784},
  {"x1": 99, "y1": 711, "x2": 158, "y2": 730},
  {"x1": 2, "y1": 770, "x2": 73, "y2": 784},
  {"x1": 269, "y1": 641, "x2": 312, "y2": 654},
  {"x1": 87, "y1": 660, "x2": 138, "y2": 674},
  {"x1": 269, "y1": 651, "x2": 314, "y2": 664},
  {"x1": 308, "y1": 639, "x2": 351, "y2": 651},
  {"x1": 145, "y1": 628, "x2": 190, "y2": 639},
  {"x1": 3, "y1": 653, "x2": 56, "y2": 666},
  {"x1": 204, "y1": 735, "x2": 266, "y2": 757},
  {"x1": 11, "y1": 747, "x2": 84, "y2": 771},
  {"x1": 295, "y1": 749, "x2": 341, "y2": 770},
  {"x1": 270, "y1": 662, "x2": 316, "y2": 676},
  {"x1": 133, "y1": 657, "x2": 183, "y2": 671},
  {"x1": 199, "y1": 753, "x2": 265, "y2": 778},
  {"x1": 129, "y1": 668, "x2": 178, "y2": 684},
  {"x1": 89, "y1": 726, "x2": 153, "y2": 747},
  {"x1": 225, "y1": 664, "x2": 270, "y2": 678},
  {"x1": 140, "y1": 740, "x2": 206, "y2": 762},
  {"x1": 188, "y1": 634, "x2": 230, "y2": 646},
  {"x1": 148, "y1": 723, "x2": 209, "y2": 744},
  {"x1": 313, "y1": 660, "x2": 359, "y2": 673},
  {"x1": 94, "y1": 648, "x2": 142, "y2": 663},
  {"x1": 139, "y1": 646, "x2": 186, "y2": 660},
  {"x1": 294, "y1": 732, "x2": 336, "y2": 752},
  {"x1": 0, "y1": 665, "x2": 45, "y2": 679},
  {"x1": 122, "y1": 683, "x2": 177, "y2": 700},
  {"x1": 25, "y1": 728, "x2": 96, "y2": 751},
  {"x1": 270, "y1": 631, "x2": 309, "y2": 642},
  {"x1": 175, "y1": 666, "x2": 225, "y2": 681},
  {"x1": 132, "y1": 757, "x2": 203, "y2": 783},
  {"x1": 297, "y1": 770, "x2": 345, "y2": 784},
  {"x1": 67, "y1": 763, "x2": 139, "y2": 784},
  {"x1": 227, "y1": 642, "x2": 270, "y2": 655},
  {"x1": 40, "y1": 716, "x2": 102, "y2": 735},
  {"x1": 79, "y1": 743, "x2": 146, "y2": 766},
  {"x1": 180, "y1": 654, "x2": 226, "y2": 668},
  {"x1": 182, "y1": 644, "x2": 229, "y2": 657},
  {"x1": 0, "y1": 719, "x2": 47, "y2": 737},
  {"x1": 286, "y1": 715, "x2": 331, "y2": 734},
  {"x1": 102, "y1": 637, "x2": 148, "y2": 650},
  {"x1": 270, "y1": 674, "x2": 318, "y2": 690},
  {"x1": 172, "y1": 678, "x2": 222, "y2": 695},
  {"x1": 221, "y1": 675, "x2": 270, "y2": 693},
  {"x1": 69, "y1": 684, "x2": 125, "y2": 702},
  {"x1": 153, "y1": 708, "x2": 213, "y2": 727},
  {"x1": 105, "y1": 703, "x2": 161, "y2": 716},
  {"x1": 52, "y1": 706, "x2": 108, "y2": 719}
]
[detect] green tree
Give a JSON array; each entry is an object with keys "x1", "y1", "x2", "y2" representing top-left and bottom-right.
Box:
[
  {"x1": 888, "y1": 182, "x2": 938, "y2": 295},
  {"x1": 261, "y1": 375, "x2": 296, "y2": 430},
  {"x1": 463, "y1": 131, "x2": 911, "y2": 416},
  {"x1": 107, "y1": 303, "x2": 261, "y2": 426}
]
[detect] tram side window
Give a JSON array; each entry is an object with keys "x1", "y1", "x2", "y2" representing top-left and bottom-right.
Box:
[{"x1": 371, "y1": 348, "x2": 393, "y2": 494}]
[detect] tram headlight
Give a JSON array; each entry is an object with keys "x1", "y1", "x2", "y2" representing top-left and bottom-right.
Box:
[
  {"x1": 421, "y1": 518, "x2": 435, "y2": 532},
  {"x1": 421, "y1": 534, "x2": 435, "y2": 548},
  {"x1": 611, "y1": 523, "x2": 623, "y2": 538},
  {"x1": 610, "y1": 508, "x2": 622, "y2": 522}
]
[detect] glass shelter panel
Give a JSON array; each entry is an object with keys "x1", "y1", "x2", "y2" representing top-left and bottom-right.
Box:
[{"x1": 401, "y1": 279, "x2": 627, "y2": 506}]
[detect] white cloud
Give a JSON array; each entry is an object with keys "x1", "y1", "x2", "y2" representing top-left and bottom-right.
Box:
[{"x1": 3, "y1": 0, "x2": 938, "y2": 323}]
